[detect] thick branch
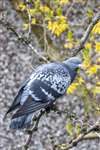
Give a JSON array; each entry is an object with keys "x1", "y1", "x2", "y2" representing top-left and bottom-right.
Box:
[{"x1": 72, "y1": 12, "x2": 100, "y2": 56}]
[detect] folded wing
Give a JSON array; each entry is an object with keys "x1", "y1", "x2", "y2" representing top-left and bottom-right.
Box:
[{"x1": 12, "y1": 95, "x2": 50, "y2": 118}]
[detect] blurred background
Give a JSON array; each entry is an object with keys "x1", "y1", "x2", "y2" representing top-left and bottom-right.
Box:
[{"x1": 0, "y1": 0, "x2": 100, "y2": 149}]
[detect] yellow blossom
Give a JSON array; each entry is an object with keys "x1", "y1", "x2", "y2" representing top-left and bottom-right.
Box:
[
  {"x1": 29, "y1": 9, "x2": 36, "y2": 15},
  {"x1": 85, "y1": 43, "x2": 92, "y2": 49},
  {"x1": 40, "y1": 5, "x2": 51, "y2": 13},
  {"x1": 93, "y1": 86, "x2": 100, "y2": 96},
  {"x1": 96, "y1": 82, "x2": 100, "y2": 86},
  {"x1": 59, "y1": 0, "x2": 69, "y2": 5},
  {"x1": 82, "y1": 59, "x2": 91, "y2": 69},
  {"x1": 78, "y1": 77, "x2": 84, "y2": 84},
  {"x1": 23, "y1": 23, "x2": 29, "y2": 30},
  {"x1": 92, "y1": 22, "x2": 100, "y2": 34},
  {"x1": 95, "y1": 42, "x2": 100, "y2": 53},
  {"x1": 19, "y1": 3, "x2": 26, "y2": 11},
  {"x1": 86, "y1": 65, "x2": 99, "y2": 76},
  {"x1": 96, "y1": 57, "x2": 100, "y2": 63},
  {"x1": 31, "y1": 18, "x2": 36, "y2": 24},
  {"x1": 64, "y1": 42, "x2": 73, "y2": 49},
  {"x1": 67, "y1": 83, "x2": 79, "y2": 94},
  {"x1": 48, "y1": 17, "x2": 68, "y2": 36}
]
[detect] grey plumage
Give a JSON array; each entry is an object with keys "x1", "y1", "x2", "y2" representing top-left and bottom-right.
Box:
[{"x1": 5, "y1": 57, "x2": 82, "y2": 129}]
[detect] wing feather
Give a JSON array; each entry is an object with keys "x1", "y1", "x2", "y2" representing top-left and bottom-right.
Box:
[
  {"x1": 4, "y1": 78, "x2": 30, "y2": 118},
  {"x1": 12, "y1": 96, "x2": 50, "y2": 119}
]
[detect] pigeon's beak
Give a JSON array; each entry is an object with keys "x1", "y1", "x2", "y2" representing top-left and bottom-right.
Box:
[{"x1": 78, "y1": 64, "x2": 84, "y2": 70}]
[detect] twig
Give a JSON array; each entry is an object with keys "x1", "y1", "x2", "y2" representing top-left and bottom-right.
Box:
[
  {"x1": 43, "y1": 19, "x2": 48, "y2": 52},
  {"x1": 0, "y1": 19, "x2": 49, "y2": 63},
  {"x1": 57, "y1": 120, "x2": 100, "y2": 150},
  {"x1": 25, "y1": 0, "x2": 32, "y2": 37},
  {"x1": 83, "y1": 132, "x2": 100, "y2": 140},
  {"x1": 72, "y1": 12, "x2": 100, "y2": 56},
  {"x1": 23, "y1": 110, "x2": 45, "y2": 150}
]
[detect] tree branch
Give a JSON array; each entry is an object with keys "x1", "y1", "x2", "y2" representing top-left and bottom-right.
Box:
[
  {"x1": 1, "y1": 12, "x2": 99, "y2": 61},
  {"x1": 0, "y1": 19, "x2": 49, "y2": 63},
  {"x1": 72, "y1": 12, "x2": 100, "y2": 56},
  {"x1": 23, "y1": 110, "x2": 45, "y2": 150},
  {"x1": 56, "y1": 120, "x2": 100, "y2": 150}
]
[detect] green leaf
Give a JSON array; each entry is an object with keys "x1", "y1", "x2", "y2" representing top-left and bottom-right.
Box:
[
  {"x1": 57, "y1": 7, "x2": 62, "y2": 16},
  {"x1": 66, "y1": 120, "x2": 74, "y2": 136},
  {"x1": 87, "y1": 8, "x2": 93, "y2": 18},
  {"x1": 67, "y1": 31, "x2": 73, "y2": 41},
  {"x1": 83, "y1": 48, "x2": 90, "y2": 59},
  {"x1": 75, "y1": 123, "x2": 81, "y2": 135}
]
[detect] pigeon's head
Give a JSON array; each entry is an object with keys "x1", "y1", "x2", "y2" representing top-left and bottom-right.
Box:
[{"x1": 63, "y1": 57, "x2": 82, "y2": 71}]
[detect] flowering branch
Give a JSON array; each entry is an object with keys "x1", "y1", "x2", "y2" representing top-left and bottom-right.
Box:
[{"x1": 72, "y1": 12, "x2": 100, "y2": 56}]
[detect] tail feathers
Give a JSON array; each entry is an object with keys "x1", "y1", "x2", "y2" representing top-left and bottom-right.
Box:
[{"x1": 10, "y1": 113, "x2": 33, "y2": 129}]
